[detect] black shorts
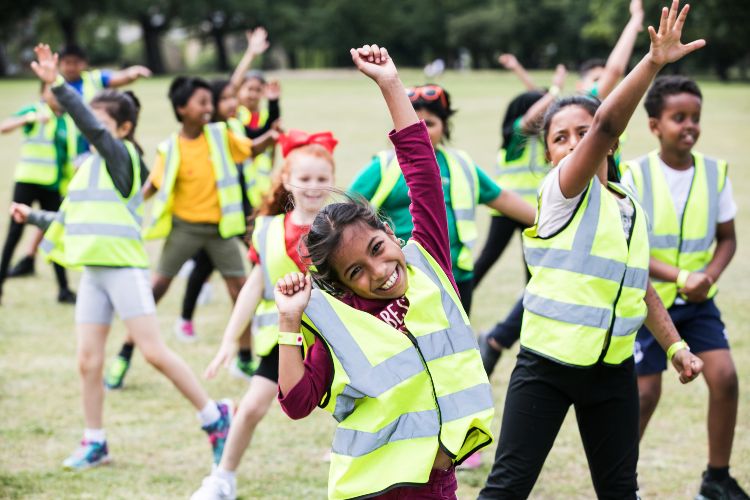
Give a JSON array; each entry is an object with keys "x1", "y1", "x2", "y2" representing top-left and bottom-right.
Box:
[{"x1": 254, "y1": 345, "x2": 279, "y2": 383}]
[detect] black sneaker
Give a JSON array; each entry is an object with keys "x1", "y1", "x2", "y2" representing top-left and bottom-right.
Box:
[
  {"x1": 58, "y1": 288, "x2": 77, "y2": 304},
  {"x1": 478, "y1": 331, "x2": 502, "y2": 377},
  {"x1": 697, "y1": 471, "x2": 750, "y2": 500},
  {"x1": 7, "y1": 255, "x2": 35, "y2": 277}
]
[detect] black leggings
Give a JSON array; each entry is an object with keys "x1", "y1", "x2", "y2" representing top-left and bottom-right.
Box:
[
  {"x1": 479, "y1": 350, "x2": 640, "y2": 499},
  {"x1": 455, "y1": 279, "x2": 473, "y2": 315},
  {"x1": 0, "y1": 182, "x2": 68, "y2": 293},
  {"x1": 473, "y1": 215, "x2": 529, "y2": 287}
]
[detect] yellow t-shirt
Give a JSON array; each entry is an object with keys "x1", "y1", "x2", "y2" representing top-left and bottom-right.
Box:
[{"x1": 149, "y1": 131, "x2": 252, "y2": 223}]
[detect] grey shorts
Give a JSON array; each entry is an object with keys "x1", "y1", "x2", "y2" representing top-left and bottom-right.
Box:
[
  {"x1": 75, "y1": 267, "x2": 156, "y2": 324},
  {"x1": 157, "y1": 216, "x2": 246, "y2": 278}
]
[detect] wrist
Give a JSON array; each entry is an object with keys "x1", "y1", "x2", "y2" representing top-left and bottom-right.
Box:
[
  {"x1": 548, "y1": 85, "x2": 561, "y2": 97},
  {"x1": 279, "y1": 312, "x2": 302, "y2": 332},
  {"x1": 676, "y1": 269, "x2": 691, "y2": 288},
  {"x1": 667, "y1": 339, "x2": 690, "y2": 362},
  {"x1": 377, "y1": 76, "x2": 402, "y2": 91},
  {"x1": 278, "y1": 331, "x2": 304, "y2": 346}
]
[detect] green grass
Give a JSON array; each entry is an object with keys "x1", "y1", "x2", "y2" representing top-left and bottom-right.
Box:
[{"x1": 0, "y1": 69, "x2": 749, "y2": 499}]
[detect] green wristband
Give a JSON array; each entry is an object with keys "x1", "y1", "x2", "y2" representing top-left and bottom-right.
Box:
[
  {"x1": 667, "y1": 340, "x2": 689, "y2": 362},
  {"x1": 676, "y1": 269, "x2": 690, "y2": 289}
]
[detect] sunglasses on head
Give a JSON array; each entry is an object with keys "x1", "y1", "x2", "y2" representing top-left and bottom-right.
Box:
[{"x1": 406, "y1": 85, "x2": 448, "y2": 109}]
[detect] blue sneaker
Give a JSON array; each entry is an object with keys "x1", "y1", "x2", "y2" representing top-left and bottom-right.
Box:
[
  {"x1": 202, "y1": 400, "x2": 233, "y2": 465},
  {"x1": 63, "y1": 440, "x2": 111, "y2": 470}
]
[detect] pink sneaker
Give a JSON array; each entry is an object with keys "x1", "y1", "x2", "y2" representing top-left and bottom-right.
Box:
[
  {"x1": 458, "y1": 451, "x2": 482, "y2": 470},
  {"x1": 174, "y1": 319, "x2": 197, "y2": 343}
]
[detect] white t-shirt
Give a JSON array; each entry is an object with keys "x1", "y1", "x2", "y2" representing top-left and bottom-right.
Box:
[
  {"x1": 620, "y1": 157, "x2": 737, "y2": 224},
  {"x1": 536, "y1": 157, "x2": 634, "y2": 239}
]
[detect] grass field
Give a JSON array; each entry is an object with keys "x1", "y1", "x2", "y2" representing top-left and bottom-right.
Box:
[{"x1": 0, "y1": 69, "x2": 749, "y2": 499}]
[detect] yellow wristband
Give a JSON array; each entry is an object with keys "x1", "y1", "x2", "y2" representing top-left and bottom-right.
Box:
[
  {"x1": 667, "y1": 340, "x2": 689, "y2": 362},
  {"x1": 278, "y1": 331, "x2": 304, "y2": 346},
  {"x1": 676, "y1": 269, "x2": 691, "y2": 289}
]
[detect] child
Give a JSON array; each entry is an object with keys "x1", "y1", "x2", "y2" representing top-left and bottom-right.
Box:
[
  {"x1": 19, "y1": 43, "x2": 232, "y2": 470},
  {"x1": 622, "y1": 76, "x2": 746, "y2": 499},
  {"x1": 103, "y1": 75, "x2": 276, "y2": 389},
  {"x1": 349, "y1": 83, "x2": 535, "y2": 315},
  {"x1": 191, "y1": 130, "x2": 337, "y2": 500},
  {"x1": 0, "y1": 82, "x2": 77, "y2": 304},
  {"x1": 275, "y1": 44, "x2": 495, "y2": 500},
  {"x1": 478, "y1": 3, "x2": 705, "y2": 497}
]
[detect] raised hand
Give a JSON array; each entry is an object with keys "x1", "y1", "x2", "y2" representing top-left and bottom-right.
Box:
[
  {"x1": 127, "y1": 65, "x2": 152, "y2": 79},
  {"x1": 274, "y1": 272, "x2": 312, "y2": 318},
  {"x1": 498, "y1": 53, "x2": 520, "y2": 70},
  {"x1": 630, "y1": 0, "x2": 645, "y2": 26},
  {"x1": 30, "y1": 44, "x2": 59, "y2": 84},
  {"x1": 247, "y1": 27, "x2": 270, "y2": 56},
  {"x1": 672, "y1": 348, "x2": 703, "y2": 384},
  {"x1": 551, "y1": 64, "x2": 567, "y2": 90},
  {"x1": 350, "y1": 44, "x2": 397, "y2": 84},
  {"x1": 647, "y1": 1, "x2": 705, "y2": 66},
  {"x1": 264, "y1": 80, "x2": 281, "y2": 100}
]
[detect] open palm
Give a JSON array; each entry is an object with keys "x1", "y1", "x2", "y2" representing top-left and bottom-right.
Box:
[
  {"x1": 30, "y1": 44, "x2": 59, "y2": 84},
  {"x1": 648, "y1": 0, "x2": 705, "y2": 66}
]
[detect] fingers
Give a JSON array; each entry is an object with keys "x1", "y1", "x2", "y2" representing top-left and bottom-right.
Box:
[
  {"x1": 657, "y1": 6, "x2": 669, "y2": 37},
  {"x1": 673, "y1": 3, "x2": 690, "y2": 32},
  {"x1": 667, "y1": 0, "x2": 679, "y2": 32},
  {"x1": 276, "y1": 272, "x2": 308, "y2": 295},
  {"x1": 683, "y1": 39, "x2": 707, "y2": 55}
]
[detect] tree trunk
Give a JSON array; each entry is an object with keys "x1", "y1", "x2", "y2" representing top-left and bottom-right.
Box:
[
  {"x1": 139, "y1": 15, "x2": 165, "y2": 75},
  {"x1": 211, "y1": 27, "x2": 229, "y2": 72},
  {"x1": 59, "y1": 16, "x2": 77, "y2": 46},
  {"x1": 0, "y1": 43, "x2": 7, "y2": 76}
]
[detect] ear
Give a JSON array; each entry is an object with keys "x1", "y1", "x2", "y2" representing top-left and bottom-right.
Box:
[
  {"x1": 117, "y1": 120, "x2": 133, "y2": 139},
  {"x1": 648, "y1": 117, "x2": 661, "y2": 137}
]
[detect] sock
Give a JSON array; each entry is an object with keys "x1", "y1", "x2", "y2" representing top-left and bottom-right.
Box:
[
  {"x1": 83, "y1": 428, "x2": 106, "y2": 443},
  {"x1": 707, "y1": 465, "x2": 730, "y2": 481},
  {"x1": 238, "y1": 348, "x2": 253, "y2": 363},
  {"x1": 198, "y1": 400, "x2": 221, "y2": 427},
  {"x1": 118, "y1": 343, "x2": 135, "y2": 361},
  {"x1": 214, "y1": 466, "x2": 237, "y2": 485}
]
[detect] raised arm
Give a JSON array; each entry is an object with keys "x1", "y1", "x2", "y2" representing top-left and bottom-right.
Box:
[
  {"x1": 108, "y1": 65, "x2": 152, "y2": 88},
  {"x1": 559, "y1": 1, "x2": 705, "y2": 197},
  {"x1": 0, "y1": 110, "x2": 46, "y2": 134},
  {"x1": 498, "y1": 53, "x2": 539, "y2": 91},
  {"x1": 519, "y1": 64, "x2": 567, "y2": 134},
  {"x1": 229, "y1": 28, "x2": 270, "y2": 93},
  {"x1": 595, "y1": 0, "x2": 645, "y2": 99}
]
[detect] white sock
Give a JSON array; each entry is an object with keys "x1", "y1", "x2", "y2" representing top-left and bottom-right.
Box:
[
  {"x1": 198, "y1": 400, "x2": 221, "y2": 427},
  {"x1": 84, "y1": 428, "x2": 106, "y2": 443},
  {"x1": 214, "y1": 466, "x2": 236, "y2": 486}
]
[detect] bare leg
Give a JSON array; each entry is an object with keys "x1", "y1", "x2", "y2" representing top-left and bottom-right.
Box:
[
  {"x1": 699, "y1": 349, "x2": 739, "y2": 468},
  {"x1": 25, "y1": 227, "x2": 44, "y2": 257},
  {"x1": 225, "y1": 276, "x2": 253, "y2": 351},
  {"x1": 637, "y1": 373, "x2": 662, "y2": 440},
  {"x1": 77, "y1": 323, "x2": 110, "y2": 429}
]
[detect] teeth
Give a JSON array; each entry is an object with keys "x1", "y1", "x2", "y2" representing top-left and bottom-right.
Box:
[{"x1": 379, "y1": 269, "x2": 398, "y2": 290}]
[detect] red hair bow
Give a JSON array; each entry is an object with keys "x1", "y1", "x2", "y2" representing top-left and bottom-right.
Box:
[{"x1": 277, "y1": 129, "x2": 338, "y2": 158}]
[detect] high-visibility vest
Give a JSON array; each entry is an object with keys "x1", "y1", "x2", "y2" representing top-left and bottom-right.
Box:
[
  {"x1": 144, "y1": 122, "x2": 246, "y2": 240},
  {"x1": 237, "y1": 105, "x2": 269, "y2": 130},
  {"x1": 492, "y1": 138, "x2": 549, "y2": 215},
  {"x1": 14, "y1": 103, "x2": 77, "y2": 190},
  {"x1": 301, "y1": 242, "x2": 494, "y2": 500},
  {"x1": 227, "y1": 117, "x2": 273, "y2": 208},
  {"x1": 521, "y1": 177, "x2": 650, "y2": 366},
  {"x1": 80, "y1": 70, "x2": 105, "y2": 103},
  {"x1": 369, "y1": 146, "x2": 480, "y2": 271},
  {"x1": 41, "y1": 141, "x2": 149, "y2": 268},
  {"x1": 251, "y1": 214, "x2": 305, "y2": 356},
  {"x1": 625, "y1": 151, "x2": 726, "y2": 307}
]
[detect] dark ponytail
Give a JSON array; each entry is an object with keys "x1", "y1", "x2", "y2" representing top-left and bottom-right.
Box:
[{"x1": 90, "y1": 89, "x2": 143, "y2": 155}]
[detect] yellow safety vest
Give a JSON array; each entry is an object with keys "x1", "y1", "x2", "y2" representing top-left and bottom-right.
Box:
[
  {"x1": 625, "y1": 151, "x2": 726, "y2": 307},
  {"x1": 301, "y1": 242, "x2": 494, "y2": 499},
  {"x1": 521, "y1": 177, "x2": 650, "y2": 366},
  {"x1": 251, "y1": 214, "x2": 305, "y2": 356},
  {"x1": 80, "y1": 70, "x2": 105, "y2": 103},
  {"x1": 369, "y1": 146, "x2": 479, "y2": 271},
  {"x1": 237, "y1": 105, "x2": 269, "y2": 130},
  {"x1": 492, "y1": 137, "x2": 549, "y2": 215},
  {"x1": 41, "y1": 141, "x2": 149, "y2": 268},
  {"x1": 144, "y1": 122, "x2": 246, "y2": 240},
  {"x1": 227, "y1": 117, "x2": 273, "y2": 208}
]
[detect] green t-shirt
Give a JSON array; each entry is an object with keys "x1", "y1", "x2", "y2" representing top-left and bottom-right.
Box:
[
  {"x1": 504, "y1": 117, "x2": 530, "y2": 163},
  {"x1": 349, "y1": 148, "x2": 501, "y2": 283}
]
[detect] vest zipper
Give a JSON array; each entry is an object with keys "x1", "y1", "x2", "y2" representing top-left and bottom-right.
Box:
[{"x1": 598, "y1": 190, "x2": 638, "y2": 364}]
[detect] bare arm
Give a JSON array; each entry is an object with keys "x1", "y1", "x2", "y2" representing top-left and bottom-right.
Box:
[
  {"x1": 0, "y1": 113, "x2": 42, "y2": 134},
  {"x1": 596, "y1": 0, "x2": 644, "y2": 99},
  {"x1": 705, "y1": 220, "x2": 736, "y2": 283},
  {"x1": 519, "y1": 64, "x2": 567, "y2": 134},
  {"x1": 228, "y1": 28, "x2": 269, "y2": 93},
  {"x1": 559, "y1": 2, "x2": 705, "y2": 198},
  {"x1": 486, "y1": 190, "x2": 536, "y2": 226},
  {"x1": 107, "y1": 65, "x2": 152, "y2": 88},
  {"x1": 498, "y1": 53, "x2": 538, "y2": 91}
]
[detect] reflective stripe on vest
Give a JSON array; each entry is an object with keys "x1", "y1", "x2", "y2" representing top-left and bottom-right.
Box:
[
  {"x1": 625, "y1": 151, "x2": 725, "y2": 307},
  {"x1": 80, "y1": 70, "x2": 105, "y2": 103},
  {"x1": 14, "y1": 103, "x2": 59, "y2": 186},
  {"x1": 41, "y1": 141, "x2": 149, "y2": 268},
  {"x1": 521, "y1": 177, "x2": 650, "y2": 366},
  {"x1": 251, "y1": 215, "x2": 302, "y2": 356},
  {"x1": 145, "y1": 123, "x2": 246, "y2": 240},
  {"x1": 493, "y1": 138, "x2": 549, "y2": 213},
  {"x1": 368, "y1": 148, "x2": 479, "y2": 271},
  {"x1": 227, "y1": 117, "x2": 274, "y2": 208},
  {"x1": 302, "y1": 242, "x2": 493, "y2": 499}
]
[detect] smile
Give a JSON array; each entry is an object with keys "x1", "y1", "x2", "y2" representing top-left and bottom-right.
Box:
[{"x1": 379, "y1": 268, "x2": 399, "y2": 291}]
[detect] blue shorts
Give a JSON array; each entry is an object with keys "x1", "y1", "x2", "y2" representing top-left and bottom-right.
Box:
[{"x1": 634, "y1": 298, "x2": 729, "y2": 376}]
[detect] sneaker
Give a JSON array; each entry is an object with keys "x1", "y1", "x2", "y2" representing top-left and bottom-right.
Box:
[
  {"x1": 57, "y1": 288, "x2": 77, "y2": 304},
  {"x1": 203, "y1": 400, "x2": 234, "y2": 466},
  {"x1": 478, "y1": 331, "x2": 502, "y2": 377},
  {"x1": 229, "y1": 357, "x2": 258, "y2": 382},
  {"x1": 696, "y1": 471, "x2": 750, "y2": 500},
  {"x1": 104, "y1": 355, "x2": 130, "y2": 390},
  {"x1": 7, "y1": 255, "x2": 35, "y2": 278},
  {"x1": 458, "y1": 451, "x2": 482, "y2": 470},
  {"x1": 174, "y1": 319, "x2": 198, "y2": 343},
  {"x1": 63, "y1": 440, "x2": 110, "y2": 470},
  {"x1": 191, "y1": 474, "x2": 237, "y2": 500}
]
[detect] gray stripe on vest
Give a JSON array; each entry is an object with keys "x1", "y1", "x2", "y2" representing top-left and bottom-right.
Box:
[
  {"x1": 19, "y1": 157, "x2": 56, "y2": 166},
  {"x1": 333, "y1": 385, "x2": 366, "y2": 422},
  {"x1": 88, "y1": 156, "x2": 102, "y2": 188},
  {"x1": 40, "y1": 238, "x2": 54, "y2": 253},
  {"x1": 216, "y1": 177, "x2": 240, "y2": 189},
  {"x1": 623, "y1": 267, "x2": 648, "y2": 291},
  {"x1": 331, "y1": 409, "x2": 440, "y2": 457},
  {"x1": 612, "y1": 315, "x2": 646, "y2": 337},
  {"x1": 68, "y1": 190, "x2": 120, "y2": 203},
  {"x1": 253, "y1": 311, "x2": 278, "y2": 328},
  {"x1": 680, "y1": 157, "x2": 718, "y2": 253},
  {"x1": 65, "y1": 223, "x2": 141, "y2": 240},
  {"x1": 511, "y1": 188, "x2": 539, "y2": 196},
  {"x1": 222, "y1": 202, "x2": 244, "y2": 214},
  {"x1": 453, "y1": 209, "x2": 474, "y2": 221},
  {"x1": 650, "y1": 234, "x2": 679, "y2": 249},
  {"x1": 523, "y1": 291, "x2": 611, "y2": 330},
  {"x1": 207, "y1": 124, "x2": 234, "y2": 181},
  {"x1": 256, "y1": 217, "x2": 275, "y2": 301},
  {"x1": 437, "y1": 383, "x2": 494, "y2": 422},
  {"x1": 638, "y1": 156, "x2": 654, "y2": 221},
  {"x1": 416, "y1": 327, "x2": 477, "y2": 361},
  {"x1": 25, "y1": 138, "x2": 55, "y2": 146}
]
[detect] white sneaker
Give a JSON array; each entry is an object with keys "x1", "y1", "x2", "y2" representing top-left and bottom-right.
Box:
[{"x1": 190, "y1": 474, "x2": 236, "y2": 500}]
